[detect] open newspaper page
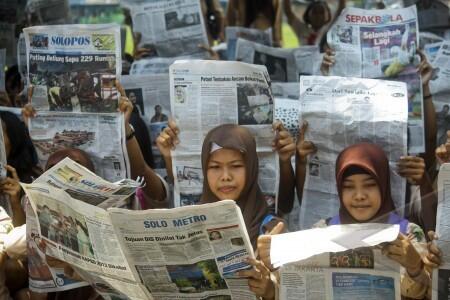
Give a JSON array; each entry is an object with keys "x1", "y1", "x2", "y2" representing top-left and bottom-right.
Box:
[
  {"x1": 235, "y1": 38, "x2": 320, "y2": 82},
  {"x1": 273, "y1": 224, "x2": 402, "y2": 300},
  {"x1": 226, "y1": 27, "x2": 272, "y2": 61},
  {"x1": 429, "y1": 42, "x2": 450, "y2": 96},
  {"x1": 26, "y1": 158, "x2": 140, "y2": 293},
  {"x1": 121, "y1": 74, "x2": 171, "y2": 176},
  {"x1": 424, "y1": 41, "x2": 443, "y2": 63},
  {"x1": 433, "y1": 163, "x2": 450, "y2": 300},
  {"x1": 107, "y1": 200, "x2": 257, "y2": 300},
  {"x1": 433, "y1": 93, "x2": 450, "y2": 147},
  {"x1": 28, "y1": 112, "x2": 130, "y2": 183},
  {"x1": 130, "y1": 0, "x2": 208, "y2": 58},
  {"x1": 327, "y1": 6, "x2": 424, "y2": 153},
  {"x1": 299, "y1": 76, "x2": 408, "y2": 229},
  {"x1": 23, "y1": 24, "x2": 121, "y2": 112},
  {"x1": 130, "y1": 55, "x2": 207, "y2": 75},
  {"x1": 170, "y1": 60, "x2": 279, "y2": 208},
  {"x1": 17, "y1": 34, "x2": 27, "y2": 86},
  {"x1": 273, "y1": 82, "x2": 300, "y2": 138}
]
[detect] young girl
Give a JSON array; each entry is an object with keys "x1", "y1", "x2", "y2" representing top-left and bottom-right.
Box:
[
  {"x1": 157, "y1": 122, "x2": 294, "y2": 299},
  {"x1": 260, "y1": 142, "x2": 436, "y2": 299}
]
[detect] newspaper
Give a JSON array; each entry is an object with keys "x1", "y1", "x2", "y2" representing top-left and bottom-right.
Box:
[
  {"x1": 235, "y1": 39, "x2": 320, "y2": 82},
  {"x1": 298, "y1": 76, "x2": 408, "y2": 229},
  {"x1": 279, "y1": 251, "x2": 401, "y2": 300},
  {"x1": 424, "y1": 41, "x2": 443, "y2": 63},
  {"x1": 23, "y1": 24, "x2": 121, "y2": 112},
  {"x1": 121, "y1": 74, "x2": 171, "y2": 175},
  {"x1": 28, "y1": 112, "x2": 130, "y2": 183},
  {"x1": 327, "y1": 6, "x2": 424, "y2": 153},
  {"x1": 433, "y1": 163, "x2": 450, "y2": 300},
  {"x1": 130, "y1": 0, "x2": 209, "y2": 58},
  {"x1": 433, "y1": 93, "x2": 450, "y2": 147},
  {"x1": 272, "y1": 83, "x2": 300, "y2": 138},
  {"x1": 170, "y1": 60, "x2": 279, "y2": 208},
  {"x1": 429, "y1": 42, "x2": 450, "y2": 96},
  {"x1": 25, "y1": 0, "x2": 70, "y2": 25},
  {"x1": 17, "y1": 33, "x2": 27, "y2": 84},
  {"x1": 226, "y1": 27, "x2": 272, "y2": 61},
  {"x1": 0, "y1": 48, "x2": 5, "y2": 91},
  {"x1": 23, "y1": 163, "x2": 259, "y2": 299}
]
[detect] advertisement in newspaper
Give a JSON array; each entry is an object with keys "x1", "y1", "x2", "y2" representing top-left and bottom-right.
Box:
[
  {"x1": 23, "y1": 24, "x2": 121, "y2": 112},
  {"x1": 121, "y1": 74, "x2": 171, "y2": 175},
  {"x1": 23, "y1": 163, "x2": 259, "y2": 299},
  {"x1": 235, "y1": 39, "x2": 320, "y2": 82},
  {"x1": 327, "y1": 6, "x2": 424, "y2": 153},
  {"x1": 169, "y1": 60, "x2": 279, "y2": 208},
  {"x1": 226, "y1": 26, "x2": 272, "y2": 61},
  {"x1": 429, "y1": 42, "x2": 450, "y2": 96},
  {"x1": 131, "y1": 0, "x2": 209, "y2": 58},
  {"x1": 28, "y1": 112, "x2": 129, "y2": 183},
  {"x1": 433, "y1": 163, "x2": 450, "y2": 300},
  {"x1": 299, "y1": 76, "x2": 408, "y2": 229}
]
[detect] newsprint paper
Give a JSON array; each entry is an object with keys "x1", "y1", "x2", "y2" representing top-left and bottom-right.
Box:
[
  {"x1": 24, "y1": 159, "x2": 258, "y2": 299},
  {"x1": 23, "y1": 24, "x2": 121, "y2": 112},
  {"x1": 28, "y1": 112, "x2": 130, "y2": 183},
  {"x1": 433, "y1": 163, "x2": 450, "y2": 300},
  {"x1": 299, "y1": 76, "x2": 408, "y2": 229},
  {"x1": 327, "y1": 6, "x2": 424, "y2": 153},
  {"x1": 169, "y1": 60, "x2": 279, "y2": 209},
  {"x1": 130, "y1": 0, "x2": 209, "y2": 58}
]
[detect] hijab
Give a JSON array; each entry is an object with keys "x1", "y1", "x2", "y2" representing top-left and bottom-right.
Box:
[
  {"x1": 331, "y1": 143, "x2": 408, "y2": 233},
  {"x1": 199, "y1": 124, "x2": 269, "y2": 247}
]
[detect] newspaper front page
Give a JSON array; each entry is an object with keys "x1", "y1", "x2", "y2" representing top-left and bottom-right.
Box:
[
  {"x1": 131, "y1": 0, "x2": 209, "y2": 58},
  {"x1": 433, "y1": 163, "x2": 450, "y2": 300},
  {"x1": 170, "y1": 60, "x2": 279, "y2": 208},
  {"x1": 235, "y1": 39, "x2": 320, "y2": 82},
  {"x1": 299, "y1": 76, "x2": 408, "y2": 229},
  {"x1": 23, "y1": 24, "x2": 121, "y2": 112},
  {"x1": 23, "y1": 162, "x2": 259, "y2": 299},
  {"x1": 121, "y1": 74, "x2": 171, "y2": 176},
  {"x1": 28, "y1": 112, "x2": 130, "y2": 183},
  {"x1": 226, "y1": 27, "x2": 272, "y2": 61},
  {"x1": 327, "y1": 6, "x2": 424, "y2": 153}
]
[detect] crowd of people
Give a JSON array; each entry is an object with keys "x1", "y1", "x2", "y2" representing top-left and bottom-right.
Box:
[{"x1": 0, "y1": 0, "x2": 449, "y2": 299}]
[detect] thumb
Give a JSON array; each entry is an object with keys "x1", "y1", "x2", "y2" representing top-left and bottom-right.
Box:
[{"x1": 269, "y1": 221, "x2": 285, "y2": 235}]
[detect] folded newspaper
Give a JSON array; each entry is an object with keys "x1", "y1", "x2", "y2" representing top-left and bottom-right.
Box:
[
  {"x1": 23, "y1": 24, "x2": 121, "y2": 112},
  {"x1": 298, "y1": 76, "x2": 408, "y2": 229},
  {"x1": 130, "y1": 0, "x2": 209, "y2": 58},
  {"x1": 169, "y1": 60, "x2": 279, "y2": 209},
  {"x1": 433, "y1": 163, "x2": 450, "y2": 300},
  {"x1": 23, "y1": 159, "x2": 258, "y2": 299},
  {"x1": 327, "y1": 6, "x2": 424, "y2": 153}
]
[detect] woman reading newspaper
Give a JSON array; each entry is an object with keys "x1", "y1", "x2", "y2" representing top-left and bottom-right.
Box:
[
  {"x1": 157, "y1": 121, "x2": 295, "y2": 299},
  {"x1": 258, "y1": 141, "x2": 443, "y2": 299}
]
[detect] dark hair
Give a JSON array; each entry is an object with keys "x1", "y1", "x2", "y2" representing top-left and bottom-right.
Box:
[
  {"x1": 5, "y1": 65, "x2": 23, "y2": 106},
  {"x1": 0, "y1": 111, "x2": 40, "y2": 182},
  {"x1": 130, "y1": 111, "x2": 155, "y2": 168},
  {"x1": 303, "y1": 1, "x2": 331, "y2": 25},
  {"x1": 245, "y1": 0, "x2": 275, "y2": 28}
]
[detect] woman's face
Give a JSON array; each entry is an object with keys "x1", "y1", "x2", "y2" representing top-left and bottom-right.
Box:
[
  {"x1": 207, "y1": 149, "x2": 246, "y2": 201},
  {"x1": 341, "y1": 174, "x2": 382, "y2": 222}
]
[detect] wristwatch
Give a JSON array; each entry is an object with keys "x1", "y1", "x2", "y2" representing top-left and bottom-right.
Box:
[{"x1": 126, "y1": 124, "x2": 135, "y2": 141}]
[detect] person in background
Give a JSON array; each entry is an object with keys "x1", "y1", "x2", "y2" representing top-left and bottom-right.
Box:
[{"x1": 226, "y1": 0, "x2": 282, "y2": 46}]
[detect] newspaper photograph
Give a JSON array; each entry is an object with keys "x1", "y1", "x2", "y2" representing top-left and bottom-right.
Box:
[
  {"x1": 298, "y1": 76, "x2": 408, "y2": 229},
  {"x1": 429, "y1": 42, "x2": 450, "y2": 96},
  {"x1": 23, "y1": 164, "x2": 259, "y2": 299},
  {"x1": 226, "y1": 26, "x2": 272, "y2": 61},
  {"x1": 28, "y1": 112, "x2": 130, "y2": 183},
  {"x1": 433, "y1": 163, "x2": 450, "y2": 300},
  {"x1": 130, "y1": 0, "x2": 209, "y2": 58},
  {"x1": 327, "y1": 6, "x2": 424, "y2": 153},
  {"x1": 23, "y1": 24, "x2": 121, "y2": 112}
]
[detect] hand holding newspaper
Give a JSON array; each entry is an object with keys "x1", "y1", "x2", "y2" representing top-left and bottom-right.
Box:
[{"x1": 24, "y1": 158, "x2": 259, "y2": 299}]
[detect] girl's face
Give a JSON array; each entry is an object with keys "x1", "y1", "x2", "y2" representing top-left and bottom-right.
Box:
[
  {"x1": 341, "y1": 174, "x2": 382, "y2": 222},
  {"x1": 207, "y1": 149, "x2": 246, "y2": 201}
]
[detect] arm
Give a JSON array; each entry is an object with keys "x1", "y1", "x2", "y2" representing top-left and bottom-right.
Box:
[
  {"x1": 225, "y1": 0, "x2": 237, "y2": 27},
  {"x1": 295, "y1": 122, "x2": 316, "y2": 205},
  {"x1": 272, "y1": 122, "x2": 295, "y2": 214},
  {"x1": 156, "y1": 120, "x2": 180, "y2": 184},
  {"x1": 273, "y1": 0, "x2": 283, "y2": 47},
  {"x1": 1, "y1": 166, "x2": 25, "y2": 226},
  {"x1": 117, "y1": 83, "x2": 168, "y2": 208},
  {"x1": 334, "y1": 0, "x2": 346, "y2": 21}
]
